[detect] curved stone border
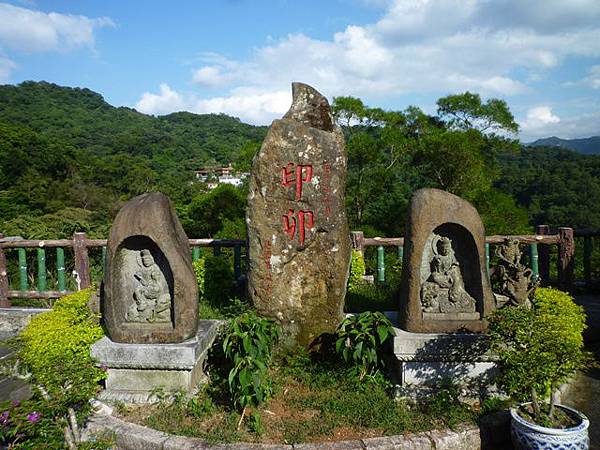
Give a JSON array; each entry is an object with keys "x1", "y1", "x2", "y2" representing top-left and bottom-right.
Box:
[{"x1": 82, "y1": 402, "x2": 482, "y2": 450}]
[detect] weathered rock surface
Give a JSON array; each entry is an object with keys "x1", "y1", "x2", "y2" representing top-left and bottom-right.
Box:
[
  {"x1": 398, "y1": 188, "x2": 494, "y2": 333},
  {"x1": 103, "y1": 192, "x2": 198, "y2": 344},
  {"x1": 247, "y1": 82, "x2": 351, "y2": 346}
]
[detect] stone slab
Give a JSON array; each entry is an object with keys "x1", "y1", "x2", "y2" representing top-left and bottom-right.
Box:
[
  {"x1": 422, "y1": 312, "x2": 480, "y2": 321},
  {"x1": 0, "y1": 308, "x2": 49, "y2": 341},
  {"x1": 393, "y1": 327, "x2": 493, "y2": 362},
  {"x1": 399, "y1": 361, "x2": 496, "y2": 386},
  {"x1": 363, "y1": 433, "x2": 433, "y2": 449},
  {"x1": 91, "y1": 320, "x2": 221, "y2": 370},
  {"x1": 92, "y1": 320, "x2": 221, "y2": 403}
]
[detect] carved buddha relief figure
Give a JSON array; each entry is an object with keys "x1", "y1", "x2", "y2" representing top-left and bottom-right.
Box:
[
  {"x1": 420, "y1": 234, "x2": 476, "y2": 313},
  {"x1": 126, "y1": 249, "x2": 171, "y2": 323}
]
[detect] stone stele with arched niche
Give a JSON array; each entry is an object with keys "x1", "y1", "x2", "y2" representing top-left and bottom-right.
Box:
[
  {"x1": 394, "y1": 188, "x2": 496, "y2": 392},
  {"x1": 91, "y1": 192, "x2": 219, "y2": 403}
]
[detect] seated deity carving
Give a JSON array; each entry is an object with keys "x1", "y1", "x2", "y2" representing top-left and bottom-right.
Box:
[
  {"x1": 127, "y1": 249, "x2": 171, "y2": 323},
  {"x1": 493, "y1": 238, "x2": 537, "y2": 308},
  {"x1": 420, "y1": 234, "x2": 476, "y2": 313}
]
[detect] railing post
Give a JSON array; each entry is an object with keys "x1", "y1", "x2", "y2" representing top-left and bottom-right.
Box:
[
  {"x1": 485, "y1": 243, "x2": 490, "y2": 277},
  {"x1": 583, "y1": 236, "x2": 592, "y2": 284},
  {"x1": 213, "y1": 245, "x2": 221, "y2": 257},
  {"x1": 397, "y1": 245, "x2": 403, "y2": 262},
  {"x1": 377, "y1": 245, "x2": 385, "y2": 283},
  {"x1": 557, "y1": 227, "x2": 574, "y2": 291},
  {"x1": 18, "y1": 248, "x2": 27, "y2": 291},
  {"x1": 530, "y1": 243, "x2": 539, "y2": 283},
  {"x1": 57, "y1": 247, "x2": 66, "y2": 292},
  {"x1": 536, "y1": 225, "x2": 550, "y2": 283},
  {"x1": 102, "y1": 246, "x2": 107, "y2": 276},
  {"x1": 37, "y1": 247, "x2": 47, "y2": 292},
  {"x1": 192, "y1": 247, "x2": 200, "y2": 262},
  {"x1": 0, "y1": 234, "x2": 10, "y2": 307},
  {"x1": 350, "y1": 231, "x2": 366, "y2": 278},
  {"x1": 73, "y1": 232, "x2": 91, "y2": 290},
  {"x1": 234, "y1": 244, "x2": 242, "y2": 281}
]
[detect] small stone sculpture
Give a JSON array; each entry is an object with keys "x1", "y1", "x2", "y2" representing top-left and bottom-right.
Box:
[
  {"x1": 126, "y1": 249, "x2": 171, "y2": 323},
  {"x1": 421, "y1": 234, "x2": 476, "y2": 313},
  {"x1": 493, "y1": 238, "x2": 536, "y2": 308}
]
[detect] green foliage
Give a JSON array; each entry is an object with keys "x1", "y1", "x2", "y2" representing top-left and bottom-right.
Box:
[
  {"x1": 344, "y1": 282, "x2": 396, "y2": 313},
  {"x1": 348, "y1": 250, "x2": 366, "y2": 292},
  {"x1": 186, "y1": 184, "x2": 246, "y2": 238},
  {"x1": 488, "y1": 287, "x2": 587, "y2": 425},
  {"x1": 3, "y1": 289, "x2": 106, "y2": 448},
  {"x1": 204, "y1": 255, "x2": 234, "y2": 305},
  {"x1": 334, "y1": 312, "x2": 394, "y2": 380},
  {"x1": 222, "y1": 312, "x2": 280, "y2": 409},
  {"x1": 192, "y1": 257, "x2": 206, "y2": 298},
  {"x1": 19, "y1": 288, "x2": 105, "y2": 390}
]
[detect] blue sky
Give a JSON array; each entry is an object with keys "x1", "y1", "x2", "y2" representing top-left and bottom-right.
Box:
[{"x1": 0, "y1": 0, "x2": 599, "y2": 141}]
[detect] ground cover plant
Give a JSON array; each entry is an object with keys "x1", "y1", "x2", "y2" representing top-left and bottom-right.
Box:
[{"x1": 118, "y1": 311, "x2": 477, "y2": 445}]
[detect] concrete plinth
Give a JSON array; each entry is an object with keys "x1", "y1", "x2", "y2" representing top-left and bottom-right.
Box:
[
  {"x1": 392, "y1": 327, "x2": 496, "y2": 393},
  {"x1": 91, "y1": 320, "x2": 221, "y2": 403}
]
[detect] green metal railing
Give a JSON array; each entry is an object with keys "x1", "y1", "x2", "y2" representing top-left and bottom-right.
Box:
[{"x1": 0, "y1": 233, "x2": 247, "y2": 307}]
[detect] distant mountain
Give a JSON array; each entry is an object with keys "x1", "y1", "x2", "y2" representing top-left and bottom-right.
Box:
[{"x1": 527, "y1": 136, "x2": 600, "y2": 155}]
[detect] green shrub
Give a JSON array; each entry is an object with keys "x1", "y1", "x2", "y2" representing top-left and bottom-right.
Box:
[
  {"x1": 222, "y1": 311, "x2": 280, "y2": 409},
  {"x1": 348, "y1": 250, "x2": 366, "y2": 292},
  {"x1": 204, "y1": 255, "x2": 234, "y2": 305},
  {"x1": 2, "y1": 289, "x2": 106, "y2": 448},
  {"x1": 488, "y1": 287, "x2": 587, "y2": 427},
  {"x1": 192, "y1": 256, "x2": 206, "y2": 299},
  {"x1": 334, "y1": 311, "x2": 394, "y2": 380}
]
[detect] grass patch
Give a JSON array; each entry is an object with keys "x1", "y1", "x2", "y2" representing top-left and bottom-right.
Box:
[{"x1": 118, "y1": 349, "x2": 477, "y2": 445}]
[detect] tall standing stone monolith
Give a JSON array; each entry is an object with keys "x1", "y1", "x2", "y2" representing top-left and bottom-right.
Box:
[{"x1": 247, "y1": 82, "x2": 351, "y2": 346}]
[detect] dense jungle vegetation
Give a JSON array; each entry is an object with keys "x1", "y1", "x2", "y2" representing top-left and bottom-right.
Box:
[{"x1": 0, "y1": 81, "x2": 599, "y2": 239}]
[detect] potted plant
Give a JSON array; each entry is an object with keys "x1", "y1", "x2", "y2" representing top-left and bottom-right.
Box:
[{"x1": 488, "y1": 287, "x2": 590, "y2": 450}]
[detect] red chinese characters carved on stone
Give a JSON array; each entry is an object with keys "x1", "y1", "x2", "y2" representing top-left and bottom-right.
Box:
[
  {"x1": 281, "y1": 163, "x2": 313, "y2": 201},
  {"x1": 282, "y1": 209, "x2": 314, "y2": 246}
]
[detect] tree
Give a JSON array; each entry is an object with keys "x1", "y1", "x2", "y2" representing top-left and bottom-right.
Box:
[{"x1": 436, "y1": 91, "x2": 519, "y2": 134}]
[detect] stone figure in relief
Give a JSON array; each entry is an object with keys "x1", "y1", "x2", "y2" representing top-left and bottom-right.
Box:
[
  {"x1": 420, "y1": 234, "x2": 476, "y2": 313},
  {"x1": 493, "y1": 238, "x2": 536, "y2": 308},
  {"x1": 127, "y1": 249, "x2": 171, "y2": 323}
]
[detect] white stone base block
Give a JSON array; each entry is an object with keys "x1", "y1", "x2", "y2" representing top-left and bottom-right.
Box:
[
  {"x1": 392, "y1": 326, "x2": 497, "y2": 393},
  {"x1": 91, "y1": 320, "x2": 221, "y2": 403}
]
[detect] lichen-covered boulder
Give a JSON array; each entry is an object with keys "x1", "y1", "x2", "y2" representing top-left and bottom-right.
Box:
[
  {"x1": 247, "y1": 82, "x2": 351, "y2": 346},
  {"x1": 103, "y1": 192, "x2": 198, "y2": 344}
]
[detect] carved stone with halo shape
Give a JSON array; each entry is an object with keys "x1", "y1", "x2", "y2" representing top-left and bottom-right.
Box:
[
  {"x1": 102, "y1": 192, "x2": 198, "y2": 344},
  {"x1": 398, "y1": 188, "x2": 494, "y2": 333}
]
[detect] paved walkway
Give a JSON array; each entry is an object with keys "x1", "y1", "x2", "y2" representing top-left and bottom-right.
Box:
[
  {"x1": 562, "y1": 296, "x2": 600, "y2": 450},
  {"x1": 0, "y1": 345, "x2": 31, "y2": 404}
]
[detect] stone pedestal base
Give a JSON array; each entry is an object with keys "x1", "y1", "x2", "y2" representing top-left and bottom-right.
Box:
[
  {"x1": 392, "y1": 327, "x2": 496, "y2": 395},
  {"x1": 91, "y1": 320, "x2": 221, "y2": 403}
]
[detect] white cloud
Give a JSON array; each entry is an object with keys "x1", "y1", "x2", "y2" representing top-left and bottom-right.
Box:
[
  {"x1": 585, "y1": 65, "x2": 600, "y2": 90},
  {"x1": 135, "y1": 84, "x2": 290, "y2": 124},
  {"x1": 0, "y1": 3, "x2": 114, "y2": 53},
  {"x1": 520, "y1": 109, "x2": 600, "y2": 141},
  {"x1": 0, "y1": 55, "x2": 16, "y2": 81},
  {"x1": 135, "y1": 84, "x2": 186, "y2": 116},
  {"x1": 137, "y1": 0, "x2": 600, "y2": 128}
]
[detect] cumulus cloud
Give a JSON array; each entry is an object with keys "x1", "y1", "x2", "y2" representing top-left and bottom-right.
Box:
[
  {"x1": 521, "y1": 109, "x2": 600, "y2": 141},
  {"x1": 135, "y1": 84, "x2": 290, "y2": 124},
  {"x1": 137, "y1": 0, "x2": 600, "y2": 129},
  {"x1": 0, "y1": 2, "x2": 114, "y2": 53}
]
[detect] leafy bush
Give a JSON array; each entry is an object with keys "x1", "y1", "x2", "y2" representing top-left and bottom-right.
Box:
[
  {"x1": 204, "y1": 255, "x2": 234, "y2": 305},
  {"x1": 334, "y1": 311, "x2": 395, "y2": 380},
  {"x1": 2, "y1": 289, "x2": 106, "y2": 448},
  {"x1": 192, "y1": 256, "x2": 206, "y2": 298},
  {"x1": 348, "y1": 250, "x2": 366, "y2": 292},
  {"x1": 222, "y1": 312, "x2": 279, "y2": 410},
  {"x1": 344, "y1": 282, "x2": 396, "y2": 313},
  {"x1": 488, "y1": 287, "x2": 587, "y2": 427}
]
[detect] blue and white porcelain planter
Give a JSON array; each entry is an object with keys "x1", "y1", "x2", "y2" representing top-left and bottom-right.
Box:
[{"x1": 510, "y1": 403, "x2": 590, "y2": 450}]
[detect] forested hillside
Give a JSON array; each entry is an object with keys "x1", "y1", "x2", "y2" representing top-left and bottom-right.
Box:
[{"x1": 1, "y1": 81, "x2": 599, "y2": 240}]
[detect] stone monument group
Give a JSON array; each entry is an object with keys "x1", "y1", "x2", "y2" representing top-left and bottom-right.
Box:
[{"x1": 91, "y1": 82, "x2": 531, "y2": 401}]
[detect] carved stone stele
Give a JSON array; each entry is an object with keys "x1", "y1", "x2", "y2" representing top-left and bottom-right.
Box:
[
  {"x1": 247, "y1": 82, "x2": 351, "y2": 347},
  {"x1": 103, "y1": 192, "x2": 198, "y2": 344},
  {"x1": 398, "y1": 188, "x2": 494, "y2": 333}
]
